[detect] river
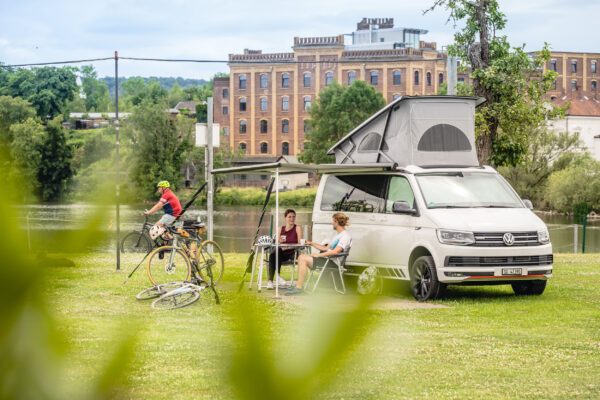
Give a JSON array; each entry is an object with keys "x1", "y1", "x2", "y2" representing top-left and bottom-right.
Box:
[{"x1": 17, "y1": 204, "x2": 600, "y2": 254}]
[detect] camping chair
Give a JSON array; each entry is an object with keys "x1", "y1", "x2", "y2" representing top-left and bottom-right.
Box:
[{"x1": 305, "y1": 246, "x2": 351, "y2": 294}]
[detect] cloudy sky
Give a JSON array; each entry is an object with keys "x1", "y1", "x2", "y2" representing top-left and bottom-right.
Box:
[{"x1": 0, "y1": 0, "x2": 597, "y2": 80}]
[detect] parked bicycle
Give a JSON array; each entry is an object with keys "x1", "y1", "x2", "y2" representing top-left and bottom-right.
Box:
[
  {"x1": 135, "y1": 222, "x2": 224, "y2": 302},
  {"x1": 121, "y1": 215, "x2": 160, "y2": 254}
]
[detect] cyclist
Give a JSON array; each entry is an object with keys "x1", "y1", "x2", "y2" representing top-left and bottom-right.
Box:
[{"x1": 144, "y1": 180, "x2": 182, "y2": 230}]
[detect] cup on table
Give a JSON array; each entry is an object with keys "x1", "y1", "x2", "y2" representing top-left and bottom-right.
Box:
[{"x1": 300, "y1": 238, "x2": 306, "y2": 245}]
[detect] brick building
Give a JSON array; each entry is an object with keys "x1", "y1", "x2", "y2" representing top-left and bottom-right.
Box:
[
  {"x1": 213, "y1": 18, "x2": 454, "y2": 158},
  {"x1": 544, "y1": 51, "x2": 600, "y2": 101}
]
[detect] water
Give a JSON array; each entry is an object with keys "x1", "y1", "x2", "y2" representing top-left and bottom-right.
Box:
[{"x1": 17, "y1": 204, "x2": 600, "y2": 253}]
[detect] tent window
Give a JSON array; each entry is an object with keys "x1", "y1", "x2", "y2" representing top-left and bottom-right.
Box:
[
  {"x1": 357, "y1": 132, "x2": 389, "y2": 153},
  {"x1": 417, "y1": 124, "x2": 471, "y2": 152}
]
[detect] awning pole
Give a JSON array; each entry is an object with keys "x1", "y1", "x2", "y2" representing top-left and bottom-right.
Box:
[{"x1": 274, "y1": 167, "x2": 280, "y2": 299}]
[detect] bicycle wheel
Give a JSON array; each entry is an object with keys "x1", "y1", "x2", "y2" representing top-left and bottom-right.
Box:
[
  {"x1": 135, "y1": 282, "x2": 185, "y2": 300},
  {"x1": 146, "y1": 246, "x2": 191, "y2": 287},
  {"x1": 196, "y1": 240, "x2": 225, "y2": 285},
  {"x1": 121, "y1": 231, "x2": 152, "y2": 254},
  {"x1": 151, "y1": 287, "x2": 200, "y2": 310}
]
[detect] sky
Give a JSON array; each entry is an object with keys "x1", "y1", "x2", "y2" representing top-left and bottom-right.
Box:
[{"x1": 0, "y1": 0, "x2": 598, "y2": 80}]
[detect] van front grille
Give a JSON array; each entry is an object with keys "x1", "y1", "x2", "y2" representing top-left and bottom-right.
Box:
[
  {"x1": 472, "y1": 231, "x2": 540, "y2": 247},
  {"x1": 446, "y1": 254, "x2": 553, "y2": 268}
]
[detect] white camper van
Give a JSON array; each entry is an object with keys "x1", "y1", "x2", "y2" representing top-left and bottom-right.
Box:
[{"x1": 313, "y1": 96, "x2": 553, "y2": 301}]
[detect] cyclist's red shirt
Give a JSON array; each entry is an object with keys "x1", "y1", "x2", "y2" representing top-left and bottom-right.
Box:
[{"x1": 160, "y1": 189, "x2": 182, "y2": 217}]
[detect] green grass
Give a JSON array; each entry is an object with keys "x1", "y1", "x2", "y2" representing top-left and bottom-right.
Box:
[{"x1": 44, "y1": 253, "x2": 600, "y2": 399}]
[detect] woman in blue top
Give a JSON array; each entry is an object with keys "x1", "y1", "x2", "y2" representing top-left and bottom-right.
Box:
[{"x1": 286, "y1": 212, "x2": 351, "y2": 295}]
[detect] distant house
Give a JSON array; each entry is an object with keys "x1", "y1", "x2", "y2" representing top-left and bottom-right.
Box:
[
  {"x1": 68, "y1": 112, "x2": 131, "y2": 130},
  {"x1": 548, "y1": 98, "x2": 600, "y2": 160}
]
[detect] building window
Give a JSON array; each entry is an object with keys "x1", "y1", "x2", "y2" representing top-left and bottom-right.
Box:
[
  {"x1": 260, "y1": 142, "x2": 268, "y2": 154},
  {"x1": 260, "y1": 97, "x2": 268, "y2": 112},
  {"x1": 347, "y1": 71, "x2": 356, "y2": 85},
  {"x1": 260, "y1": 74, "x2": 268, "y2": 89},
  {"x1": 239, "y1": 142, "x2": 247, "y2": 153},
  {"x1": 426, "y1": 72, "x2": 432, "y2": 86},
  {"x1": 282, "y1": 96, "x2": 289, "y2": 111},
  {"x1": 303, "y1": 72, "x2": 311, "y2": 87},
  {"x1": 303, "y1": 96, "x2": 311, "y2": 111},
  {"x1": 414, "y1": 70, "x2": 420, "y2": 85},
  {"x1": 592, "y1": 81, "x2": 597, "y2": 91},
  {"x1": 439, "y1": 73, "x2": 444, "y2": 84},
  {"x1": 303, "y1": 119, "x2": 311, "y2": 133},
  {"x1": 393, "y1": 70, "x2": 401, "y2": 85},
  {"x1": 282, "y1": 119, "x2": 289, "y2": 133},
  {"x1": 260, "y1": 119, "x2": 268, "y2": 134},
  {"x1": 282, "y1": 73, "x2": 290, "y2": 88},
  {"x1": 222, "y1": 106, "x2": 228, "y2": 115},
  {"x1": 550, "y1": 59, "x2": 557, "y2": 71},
  {"x1": 370, "y1": 71, "x2": 379, "y2": 85},
  {"x1": 223, "y1": 127, "x2": 229, "y2": 136},
  {"x1": 239, "y1": 97, "x2": 247, "y2": 112},
  {"x1": 571, "y1": 60, "x2": 577, "y2": 73},
  {"x1": 282, "y1": 142, "x2": 290, "y2": 155},
  {"x1": 222, "y1": 88, "x2": 229, "y2": 98},
  {"x1": 592, "y1": 61, "x2": 597, "y2": 74},
  {"x1": 325, "y1": 71, "x2": 334, "y2": 86},
  {"x1": 239, "y1": 75, "x2": 247, "y2": 89},
  {"x1": 239, "y1": 120, "x2": 247, "y2": 134},
  {"x1": 552, "y1": 80, "x2": 557, "y2": 90},
  {"x1": 571, "y1": 79, "x2": 578, "y2": 91}
]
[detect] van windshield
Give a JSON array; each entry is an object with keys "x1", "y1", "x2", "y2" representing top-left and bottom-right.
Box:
[{"x1": 415, "y1": 172, "x2": 523, "y2": 209}]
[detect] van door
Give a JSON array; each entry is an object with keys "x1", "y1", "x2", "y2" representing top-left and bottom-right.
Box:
[
  {"x1": 312, "y1": 174, "x2": 387, "y2": 266},
  {"x1": 370, "y1": 175, "x2": 418, "y2": 277}
]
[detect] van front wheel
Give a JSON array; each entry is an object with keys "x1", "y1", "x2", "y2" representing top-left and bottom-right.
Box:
[{"x1": 411, "y1": 256, "x2": 446, "y2": 301}]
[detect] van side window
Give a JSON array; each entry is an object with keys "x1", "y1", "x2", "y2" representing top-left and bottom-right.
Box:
[
  {"x1": 321, "y1": 175, "x2": 387, "y2": 213},
  {"x1": 386, "y1": 176, "x2": 415, "y2": 212}
]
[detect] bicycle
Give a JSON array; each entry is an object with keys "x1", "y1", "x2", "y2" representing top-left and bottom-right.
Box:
[
  {"x1": 121, "y1": 215, "x2": 162, "y2": 254},
  {"x1": 135, "y1": 223, "x2": 224, "y2": 301}
]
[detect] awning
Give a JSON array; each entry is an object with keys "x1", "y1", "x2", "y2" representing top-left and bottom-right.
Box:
[{"x1": 211, "y1": 162, "x2": 398, "y2": 175}]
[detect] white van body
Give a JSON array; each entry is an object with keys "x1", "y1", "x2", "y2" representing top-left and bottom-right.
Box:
[{"x1": 312, "y1": 165, "x2": 553, "y2": 300}]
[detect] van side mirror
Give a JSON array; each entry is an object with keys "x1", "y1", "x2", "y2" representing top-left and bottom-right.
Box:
[
  {"x1": 522, "y1": 199, "x2": 533, "y2": 210},
  {"x1": 392, "y1": 201, "x2": 417, "y2": 215}
]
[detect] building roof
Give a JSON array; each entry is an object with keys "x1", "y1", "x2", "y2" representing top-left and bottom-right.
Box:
[
  {"x1": 551, "y1": 97, "x2": 600, "y2": 117},
  {"x1": 175, "y1": 101, "x2": 198, "y2": 111}
]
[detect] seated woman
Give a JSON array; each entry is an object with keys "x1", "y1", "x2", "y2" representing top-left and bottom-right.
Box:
[
  {"x1": 286, "y1": 212, "x2": 351, "y2": 295},
  {"x1": 267, "y1": 208, "x2": 303, "y2": 289}
]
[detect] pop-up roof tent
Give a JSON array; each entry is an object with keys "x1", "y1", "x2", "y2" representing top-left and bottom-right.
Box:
[{"x1": 328, "y1": 96, "x2": 485, "y2": 167}]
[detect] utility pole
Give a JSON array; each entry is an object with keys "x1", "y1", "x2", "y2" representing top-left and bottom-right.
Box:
[
  {"x1": 206, "y1": 97, "x2": 214, "y2": 242},
  {"x1": 447, "y1": 55, "x2": 458, "y2": 96},
  {"x1": 114, "y1": 51, "x2": 121, "y2": 271}
]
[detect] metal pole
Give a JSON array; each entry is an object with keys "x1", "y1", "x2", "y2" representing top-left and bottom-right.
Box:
[
  {"x1": 207, "y1": 97, "x2": 214, "y2": 242},
  {"x1": 115, "y1": 50, "x2": 121, "y2": 271},
  {"x1": 275, "y1": 167, "x2": 280, "y2": 299},
  {"x1": 447, "y1": 55, "x2": 457, "y2": 95},
  {"x1": 573, "y1": 224, "x2": 578, "y2": 254}
]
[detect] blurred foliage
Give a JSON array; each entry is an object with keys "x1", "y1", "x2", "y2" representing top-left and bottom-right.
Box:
[
  {"x1": 0, "y1": 152, "x2": 136, "y2": 399},
  {"x1": 215, "y1": 187, "x2": 316, "y2": 207},
  {"x1": 37, "y1": 117, "x2": 74, "y2": 202}
]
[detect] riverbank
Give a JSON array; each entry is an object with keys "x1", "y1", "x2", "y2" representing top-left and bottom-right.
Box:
[{"x1": 43, "y1": 253, "x2": 600, "y2": 399}]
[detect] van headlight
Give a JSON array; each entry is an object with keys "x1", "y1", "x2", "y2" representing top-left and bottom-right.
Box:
[
  {"x1": 538, "y1": 228, "x2": 550, "y2": 244},
  {"x1": 437, "y1": 230, "x2": 475, "y2": 245}
]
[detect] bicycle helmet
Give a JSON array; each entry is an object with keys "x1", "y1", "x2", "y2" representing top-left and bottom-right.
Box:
[
  {"x1": 157, "y1": 180, "x2": 170, "y2": 188},
  {"x1": 149, "y1": 224, "x2": 166, "y2": 240},
  {"x1": 257, "y1": 235, "x2": 273, "y2": 246}
]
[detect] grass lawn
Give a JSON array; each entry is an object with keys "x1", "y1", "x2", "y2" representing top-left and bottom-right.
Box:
[{"x1": 45, "y1": 253, "x2": 600, "y2": 399}]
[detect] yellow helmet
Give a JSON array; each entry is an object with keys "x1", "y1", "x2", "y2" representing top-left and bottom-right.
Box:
[{"x1": 157, "y1": 180, "x2": 170, "y2": 188}]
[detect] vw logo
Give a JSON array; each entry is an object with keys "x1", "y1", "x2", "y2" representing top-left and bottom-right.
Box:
[{"x1": 503, "y1": 232, "x2": 515, "y2": 246}]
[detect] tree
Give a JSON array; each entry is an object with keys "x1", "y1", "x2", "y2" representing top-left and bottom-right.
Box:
[
  {"x1": 299, "y1": 81, "x2": 385, "y2": 164},
  {"x1": 80, "y1": 65, "x2": 111, "y2": 112},
  {"x1": 545, "y1": 159, "x2": 600, "y2": 213},
  {"x1": 426, "y1": 0, "x2": 559, "y2": 166},
  {"x1": 2, "y1": 66, "x2": 78, "y2": 119},
  {"x1": 124, "y1": 101, "x2": 194, "y2": 199},
  {"x1": 121, "y1": 78, "x2": 168, "y2": 107},
  {"x1": 8, "y1": 118, "x2": 45, "y2": 198},
  {"x1": 167, "y1": 82, "x2": 185, "y2": 107},
  {"x1": 37, "y1": 117, "x2": 74, "y2": 201},
  {"x1": 0, "y1": 95, "x2": 37, "y2": 144},
  {"x1": 498, "y1": 127, "x2": 584, "y2": 208}
]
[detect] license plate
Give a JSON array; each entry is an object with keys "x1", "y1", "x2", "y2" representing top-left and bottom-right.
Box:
[{"x1": 502, "y1": 268, "x2": 522, "y2": 275}]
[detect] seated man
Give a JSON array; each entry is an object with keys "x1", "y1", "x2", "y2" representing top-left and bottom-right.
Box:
[{"x1": 286, "y1": 212, "x2": 351, "y2": 295}]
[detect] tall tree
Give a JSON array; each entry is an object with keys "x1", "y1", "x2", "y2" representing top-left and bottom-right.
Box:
[
  {"x1": 37, "y1": 117, "x2": 74, "y2": 201},
  {"x1": 80, "y1": 65, "x2": 111, "y2": 112},
  {"x1": 8, "y1": 118, "x2": 45, "y2": 198},
  {"x1": 299, "y1": 81, "x2": 385, "y2": 164},
  {"x1": 426, "y1": 0, "x2": 559, "y2": 166}
]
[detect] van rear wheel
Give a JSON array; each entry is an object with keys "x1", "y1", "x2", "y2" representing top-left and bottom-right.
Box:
[
  {"x1": 411, "y1": 256, "x2": 446, "y2": 301},
  {"x1": 511, "y1": 280, "x2": 547, "y2": 296}
]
